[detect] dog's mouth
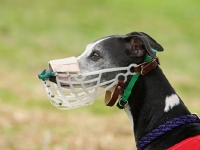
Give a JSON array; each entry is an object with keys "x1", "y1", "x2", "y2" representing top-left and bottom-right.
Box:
[{"x1": 49, "y1": 72, "x2": 100, "y2": 88}]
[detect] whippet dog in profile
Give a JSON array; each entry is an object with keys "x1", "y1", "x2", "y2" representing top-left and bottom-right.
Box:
[{"x1": 39, "y1": 32, "x2": 200, "y2": 150}]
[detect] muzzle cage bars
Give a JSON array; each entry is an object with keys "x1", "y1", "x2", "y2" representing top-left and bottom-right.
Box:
[{"x1": 40, "y1": 63, "x2": 137, "y2": 110}]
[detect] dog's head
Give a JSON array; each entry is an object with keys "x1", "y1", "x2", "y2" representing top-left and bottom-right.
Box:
[
  {"x1": 77, "y1": 31, "x2": 163, "y2": 83},
  {"x1": 48, "y1": 32, "x2": 163, "y2": 85},
  {"x1": 39, "y1": 31, "x2": 164, "y2": 109}
]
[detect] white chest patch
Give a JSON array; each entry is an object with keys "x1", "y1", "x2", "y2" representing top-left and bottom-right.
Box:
[
  {"x1": 124, "y1": 104, "x2": 134, "y2": 129},
  {"x1": 164, "y1": 94, "x2": 180, "y2": 112}
]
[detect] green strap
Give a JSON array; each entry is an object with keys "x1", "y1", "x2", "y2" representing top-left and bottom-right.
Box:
[
  {"x1": 117, "y1": 50, "x2": 156, "y2": 109},
  {"x1": 38, "y1": 69, "x2": 54, "y2": 81},
  {"x1": 117, "y1": 72, "x2": 141, "y2": 109}
]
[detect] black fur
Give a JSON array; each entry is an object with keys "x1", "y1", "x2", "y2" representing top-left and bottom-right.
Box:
[
  {"x1": 127, "y1": 67, "x2": 200, "y2": 149},
  {"x1": 51, "y1": 31, "x2": 200, "y2": 149}
]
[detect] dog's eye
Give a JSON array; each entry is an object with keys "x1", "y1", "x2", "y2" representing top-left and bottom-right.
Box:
[{"x1": 91, "y1": 51, "x2": 100, "y2": 61}]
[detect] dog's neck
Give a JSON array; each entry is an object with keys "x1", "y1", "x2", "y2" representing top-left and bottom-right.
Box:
[{"x1": 124, "y1": 66, "x2": 191, "y2": 142}]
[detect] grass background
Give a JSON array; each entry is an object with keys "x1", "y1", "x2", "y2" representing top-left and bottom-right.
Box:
[{"x1": 0, "y1": 0, "x2": 200, "y2": 150}]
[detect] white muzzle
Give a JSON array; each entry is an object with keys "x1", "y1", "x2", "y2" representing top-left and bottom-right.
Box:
[{"x1": 40, "y1": 57, "x2": 137, "y2": 110}]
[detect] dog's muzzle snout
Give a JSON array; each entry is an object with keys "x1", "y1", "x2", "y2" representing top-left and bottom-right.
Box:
[{"x1": 39, "y1": 56, "x2": 137, "y2": 110}]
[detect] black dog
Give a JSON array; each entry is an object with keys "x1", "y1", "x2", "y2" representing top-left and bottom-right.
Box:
[
  {"x1": 40, "y1": 32, "x2": 200, "y2": 149},
  {"x1": 76, "y1": 32, "x2": 200, "y2": 149}
]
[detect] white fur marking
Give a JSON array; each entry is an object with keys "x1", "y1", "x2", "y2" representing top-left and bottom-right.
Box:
[
  {"x1": 164, "y1": 94, "x2": 180, "y2": 112},
  {"x1": 77, "y1": 37, "x2": 110, "y2": 59},
  {"x1": 124, "y1": 104, "x2": 134, "y2": 129}
]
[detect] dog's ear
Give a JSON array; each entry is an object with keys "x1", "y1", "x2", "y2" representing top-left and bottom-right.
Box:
[
  {"x1": 125, "y1": 32, "x2": 164, "y2": 58},
  {"x1": 124, "y1": 36, "x2": 147, "y2": 58}
]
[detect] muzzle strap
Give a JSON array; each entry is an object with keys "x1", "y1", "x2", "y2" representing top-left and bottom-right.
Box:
[
  {"x1": 104, "y1": 57, "x2": 160, "y2": 108},
  {"x1": 105, "y1": 80, "x2": 124, "y2": 106},
  {"x1": 134, "y1": 57, "x2": 160, "y2": 75},
  {"x1": 116, "y1": 52, "x2": 159, "y2": 109}
]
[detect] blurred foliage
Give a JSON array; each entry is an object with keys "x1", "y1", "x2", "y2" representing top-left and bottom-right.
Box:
[{"x1": 0, "y1": 0, "x2": 200, "y2": 149}]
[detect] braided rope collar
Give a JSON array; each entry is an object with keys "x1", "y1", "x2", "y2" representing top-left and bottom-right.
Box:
[{"x1": 136, "y1": 114, "x2": 200, "y2": 150}]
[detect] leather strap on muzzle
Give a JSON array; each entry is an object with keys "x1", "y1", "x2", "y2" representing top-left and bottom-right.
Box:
[
  {"x1": 134, "y1": 57, "x2": 160, "y2": 75},
  {"x1": 105, "y1": 57, "x2": 160, "y2": 107},
  {"x1": 105, "y1": 80, "x2": 124, "y2": 106}
]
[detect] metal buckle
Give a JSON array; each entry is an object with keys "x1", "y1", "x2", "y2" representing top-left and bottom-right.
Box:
[{"x1": 118, "y1": 98, "x2": 128, "y2": 108}]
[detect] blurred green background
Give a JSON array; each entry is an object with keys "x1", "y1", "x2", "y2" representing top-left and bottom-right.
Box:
[{"x1": 0, "y1": 0, "x2": 200, "y2": 150}]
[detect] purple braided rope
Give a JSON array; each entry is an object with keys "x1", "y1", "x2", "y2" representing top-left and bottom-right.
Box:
[{"x1": 136, "y1": 114, "x2": 200, "y2": 150}]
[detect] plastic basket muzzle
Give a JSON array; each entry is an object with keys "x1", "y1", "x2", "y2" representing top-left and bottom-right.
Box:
[{"x1": 40, "y1": 57, "x2": 137, "y2": 110}]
